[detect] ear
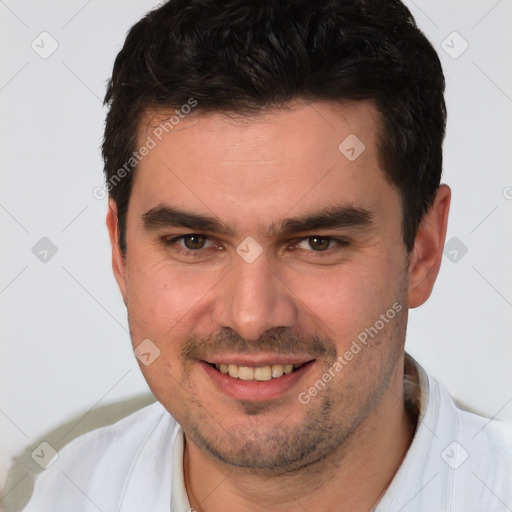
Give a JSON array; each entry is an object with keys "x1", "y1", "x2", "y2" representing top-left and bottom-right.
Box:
[
  {"x1": 106, "y1": 198, "x2": 128, "y2": 305},
  {"x1": 408, "y1": 184, "x2": 451, "y2": 308}
]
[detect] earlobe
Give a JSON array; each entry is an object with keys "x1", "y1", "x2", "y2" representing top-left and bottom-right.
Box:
[
  {"x1": 106, "y1": 199, "x2": 128, "y2": 305},
  {"x1": 408, "y1": 184, "x2": 451, "y2": 308}
]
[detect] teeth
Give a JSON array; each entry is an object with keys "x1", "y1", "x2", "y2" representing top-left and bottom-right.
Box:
[
  {"x1": 254, "y1": 366, "x2": 272, "y2": 381},
  {"x1": 238, "y1": 366, "x2": 254, "y2": 380},
  {"x1": 271, "y1": 364, "x2": 284, "y2": 378},
  {"x1": 213, "y1": 362, "x2": 304, "y2": 380}
]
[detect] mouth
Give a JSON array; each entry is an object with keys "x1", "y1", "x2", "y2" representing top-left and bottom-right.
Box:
[
  {"x1": 207, "y1": 362, "x2": 307, "y2": 381},
  {"x1": 198, "y1": 357, "x2": 316, "y2": 401}
]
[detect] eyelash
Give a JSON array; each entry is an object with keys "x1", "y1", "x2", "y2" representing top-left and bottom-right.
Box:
[
  {"x1": 161, "y1": 234, "x2": 350, "y2": 257},
  {"x1": 162, "y1": 234, "x2": 218, "y2": 256}
]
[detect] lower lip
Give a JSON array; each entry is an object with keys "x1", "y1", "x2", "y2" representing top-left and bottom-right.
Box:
[{"x1": 199, "y1": 361, "x2": 314, "y2": 402}]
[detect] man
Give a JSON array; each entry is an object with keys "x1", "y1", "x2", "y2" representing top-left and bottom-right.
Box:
[{"x1": 22, "y1": 0, "x2": 511, "y2": 511}]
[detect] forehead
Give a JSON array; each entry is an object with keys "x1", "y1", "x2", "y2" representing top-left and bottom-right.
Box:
[
  {"x1": 130, "y1": 100, "x2": 397, "y2": 230},
  {"x1": 139, "y1": 99, "x2": 380, "y2": 163}
]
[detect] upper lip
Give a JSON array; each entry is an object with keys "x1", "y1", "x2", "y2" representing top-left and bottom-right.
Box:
[{"x1": 201, "y1": 354, "x2": 316, "y2": 367}]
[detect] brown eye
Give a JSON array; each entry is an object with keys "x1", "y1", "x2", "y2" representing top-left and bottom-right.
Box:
[
  {"x1": 161, "y1": 233, "x2": 221, "y2": 259},
  {"x1": 307, "y1": 237, "x2": 332, "y2": 251},
  {"x1": 182, "y1": 234, "x2": 208, "y2": 250}
]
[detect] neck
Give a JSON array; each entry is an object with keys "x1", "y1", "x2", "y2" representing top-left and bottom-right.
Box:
[{"x1": 184, "y1": 356, "x2": 416, "y2": 512}]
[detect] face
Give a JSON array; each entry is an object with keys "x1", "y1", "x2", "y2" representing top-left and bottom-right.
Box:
[{"x1": 110, "y1": 100, "x2": 413, "y2": 473}]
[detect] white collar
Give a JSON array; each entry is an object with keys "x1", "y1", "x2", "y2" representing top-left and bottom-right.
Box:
[{"x1": 171, "y1": 426, "x2": 192, "y2": 512}]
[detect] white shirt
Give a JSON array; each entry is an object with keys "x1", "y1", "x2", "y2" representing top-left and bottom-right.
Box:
[{"x1": 21, "y1": 357, "x2": 512, "y2": 512}]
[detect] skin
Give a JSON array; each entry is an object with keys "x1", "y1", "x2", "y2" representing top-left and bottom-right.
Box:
[{"x1": 106, "y1": 100, "x2": 450, "y2": 511}]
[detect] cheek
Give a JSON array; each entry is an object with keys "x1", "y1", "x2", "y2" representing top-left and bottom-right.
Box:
[
  {"x1": 125, "y1": 258, "x2": 218, "y2": 335},
  {"x1": 124, "y1": 260, "x2": 215, "y2": 400},
  {"x1": 288, "y1": 261, "x2": 396, "y2": 339}
]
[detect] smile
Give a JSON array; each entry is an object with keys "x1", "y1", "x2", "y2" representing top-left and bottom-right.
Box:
[
  {"x1": 212, "y1": 363, "x2": 305, "y2": 381},
  {"x1": 199, "y1": 356, "x2": 315, "y2": 401}
]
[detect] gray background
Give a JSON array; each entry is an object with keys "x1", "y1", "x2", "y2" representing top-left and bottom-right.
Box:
[{"x1": 1, "y1": 0, "x2": 511, "y2": 509}]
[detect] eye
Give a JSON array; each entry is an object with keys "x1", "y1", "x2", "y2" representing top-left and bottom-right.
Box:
[
  {"x1": 164, "y1": 234, "x2": 214, "y2": 251},
  {"x1": 181, "y1": 234, "x2": 209, "y2": 250},
  {"x1": 304, "y1": 236, "x2": 331, "y2": 251},
  {"x1": 294, "y1": 236, "x2": 349, "y2": 252}
]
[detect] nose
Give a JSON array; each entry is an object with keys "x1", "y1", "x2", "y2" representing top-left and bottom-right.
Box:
[{"x1": 211, "y1": 253, "x2": 297, "y2": 341}]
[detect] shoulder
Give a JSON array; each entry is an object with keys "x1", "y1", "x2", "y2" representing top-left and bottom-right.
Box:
[
  {"x1": 48, "y1": 400, "x2": 174, "y2": 471},
  {"x1": 383, "y1": 358, "x2": 512, "y2": 512},
  {"x1": 433, "y1": 376, "x2": 512, "y2": 470},
  {"x1": 429, "y1": 373, "x2": 512, "y2": 509},
  {"x1": 22, "y1": 401, "x2": 178, "y2": 512},
  {"x1": 454, "y1": 405, "x2": 512, "y2": 493}
]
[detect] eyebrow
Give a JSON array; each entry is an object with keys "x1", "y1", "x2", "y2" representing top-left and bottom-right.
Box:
[
  {"x1": 270, "y1": 206, "x2": 374, "y2": 237},
  {"x1": 142, "y1": 204, "x2": 374, "y2": 237},
  {"x1": 143, "y1": 205, "x2": 236, "y2": 235}
]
